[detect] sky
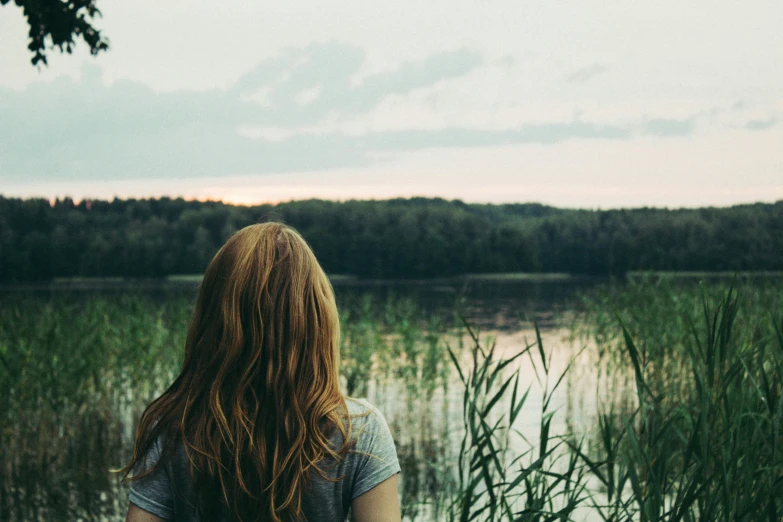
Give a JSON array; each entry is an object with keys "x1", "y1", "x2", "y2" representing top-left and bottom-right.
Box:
[{"x1": 1, "y1": 0, "x2": 782, "y2": 208}]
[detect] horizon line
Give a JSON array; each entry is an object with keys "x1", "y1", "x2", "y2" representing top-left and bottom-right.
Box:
[{"x1": 2, "y1": 193, "x2": 781, "y2": 212}]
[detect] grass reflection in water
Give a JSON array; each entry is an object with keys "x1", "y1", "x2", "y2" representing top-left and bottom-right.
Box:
[{"x1": 1, "y1": 279, "x2": 782, "y2": 521}]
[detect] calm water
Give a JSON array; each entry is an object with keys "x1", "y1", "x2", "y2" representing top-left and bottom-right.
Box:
[
  {"x1": 0, "y1": 276, "x2": 610, "y2": 521},
  {"x1": 2, "y1": 274, "x2": 602, "y2": 322},
  {"x1": 5, "y1": 273, "x2": 778, "y2": 520},
  {"x1": 335, "y1": 277, "x2": 603, "y2": 519}
]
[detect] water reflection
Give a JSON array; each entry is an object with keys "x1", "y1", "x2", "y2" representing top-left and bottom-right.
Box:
[{"x1": 0, "y1": 277, "x2": 598, "y2": 521}]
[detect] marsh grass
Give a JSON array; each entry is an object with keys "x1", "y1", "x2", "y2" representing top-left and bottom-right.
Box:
[
  {"x1": 572, "y1": 279, "x2": 783, "y2": 521},
  {"x1": 1, "y1": 280, "x2": 781, "y2": 521},
  {"x1": 0, "y1": 294, "x2": 189, "y2": 520},
  {"x1": 339, "y1": 294, "x2": 456, "y2": 520},
  {"x1": 441, "y1": 320, "x2": 589, "y2": 522},
  {"x1": 0, "y1": 292, "x2": 456, "y2": 520},
  {"x1": 429, "y1": 278, "x2": 783, "y2": 521},
  {"x1": 339, "y1": 294, "x2": 452, "y2": 399}
]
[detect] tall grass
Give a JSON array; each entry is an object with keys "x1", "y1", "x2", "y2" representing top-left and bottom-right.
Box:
[
  {"x1": 339, "y1": 294, "x2": 455, "y2": 519},
  {"x1": 1, "y1": 280, "x2": 781, "y2": 521},
  {"x1": 0, "y1": 292, "x2": 454, "y2": 520},
  {"x1": 437, "y1": 279, "x2": 783, "y2": 521},
  {"x1": 443, "y1": 321, "x2": 588, "y2": 522},
  {"x1": 572, "y1": 279, "x2": 783, "y2": 521},
  {"x1": 339, "y1": 294, "x2": 451, "y2": 398},
  {"x1": 0, "y1": 294, "x2": 188, "y2": 520}
]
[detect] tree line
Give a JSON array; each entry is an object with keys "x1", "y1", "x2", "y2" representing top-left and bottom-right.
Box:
[{"x1": 0, "y1": 196, "x2": 781, "y2": 281}]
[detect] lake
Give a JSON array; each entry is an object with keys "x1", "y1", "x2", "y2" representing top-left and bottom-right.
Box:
[{"x1": 2, "y1": 273, "x2": 779, "y2": 521}]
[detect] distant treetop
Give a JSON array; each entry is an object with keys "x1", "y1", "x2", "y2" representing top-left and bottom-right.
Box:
[{"x1": 1, "y1": 196, "x2": 782, "y2": 282}]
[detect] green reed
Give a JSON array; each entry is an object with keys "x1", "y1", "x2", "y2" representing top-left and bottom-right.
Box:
[
  {"x1": 436, "y1": 278, "x2": 783, "y2": 521},
  {"x1": 441, "y1": 320, "x2": 588, "y2": 522},
  {"x1": 572, "y1": 279, "x2": 783, "y2": 521},
  {"x1": 339, "y1": 294, "x2": 452, "y2": 399},
  {"x1": 338, "y1": 294, "x2": 456, "y2": 519},
  {"x1": 3, "y1": 279, "x2": 780, "y2": 521},
  {"x1": 0, "y1": 293, "x2": 189, "y2": 521},
  {"x1": 0, "y1": 291, "x2": 455, "y2": 520}
]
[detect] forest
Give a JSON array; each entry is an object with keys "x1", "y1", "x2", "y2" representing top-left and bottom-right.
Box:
[{"x1": 1, "y1": 196, "x2": 782, "y2": 281}]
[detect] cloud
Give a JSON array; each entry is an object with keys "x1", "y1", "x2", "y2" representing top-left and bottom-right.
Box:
[
  {"x1": 565, "y1": 63, "x2": 610, "y2": 83},
  {"x1": 228, "y1": 42, "x2": 483, "y2": 125},
  {"x1": 0, "y1": 43, "x2": 697, "y2": 183},
  {"x1": 745, "y1": 117, "x2": 777, "y2": 131},
  {"x1": 639, "y1": 117, "x2": 696, "y2": 137},
  {"x1": 361, "y1": 121, "x2": 633, "y2": 149}
]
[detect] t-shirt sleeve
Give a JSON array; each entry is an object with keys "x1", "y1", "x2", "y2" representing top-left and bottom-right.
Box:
[
  {"x1": 349, "y1": 402, "x2": 401, "y2": 500},
  {"x1": 128, "y1": 439, "x2": 176, "y2": 520}
]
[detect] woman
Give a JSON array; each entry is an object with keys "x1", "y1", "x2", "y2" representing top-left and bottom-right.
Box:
[{"x1": 123, "y1": 223, "x2": 401, "y2": 522}]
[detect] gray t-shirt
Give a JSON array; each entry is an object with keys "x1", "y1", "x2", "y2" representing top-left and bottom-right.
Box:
[{"x1": 129, "y1": 398, "x2": 400, "y2": 521}]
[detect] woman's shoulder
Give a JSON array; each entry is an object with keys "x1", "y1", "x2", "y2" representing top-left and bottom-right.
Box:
[
  {"x1": 344, "y1": 397, "x2": 388, "y2": 428},
  {"x1": 345, "y1": 397, "x2": 382, "y2": 416},
  {"x1": 343, "y1": 398, "x2": 395, "y2": 449},
  {"x1": 339, "y1": 398, "x2": 400, "y2": 500}
]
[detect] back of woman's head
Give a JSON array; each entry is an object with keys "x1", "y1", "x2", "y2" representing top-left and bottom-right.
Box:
[{"x1": 126, "y1": 222, "x2": 349, "y2": 522}]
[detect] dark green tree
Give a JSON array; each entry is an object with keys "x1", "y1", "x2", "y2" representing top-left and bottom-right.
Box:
[
  {"x1": 2, "y1": 0, "x2": 108, "y2": 65},
  {"x1": 1, "y1": 196, "x2": 782, "y2": 282}
]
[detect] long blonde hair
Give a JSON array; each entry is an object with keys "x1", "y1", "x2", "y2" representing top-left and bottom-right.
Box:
[{"x1": 123, "y1": 223, "x2": 351, "y2": 521}]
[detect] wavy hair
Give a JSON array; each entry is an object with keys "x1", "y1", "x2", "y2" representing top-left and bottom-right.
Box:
[{"x1": 123, "y1": 222, "x2": 351, "y2": 522}]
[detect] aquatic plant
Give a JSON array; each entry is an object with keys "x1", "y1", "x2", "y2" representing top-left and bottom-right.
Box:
[
  {"x1": 574, "y1": 280, "x2": 783, "y2": 521},
  {"x1": 2, "y1": 279, "x2": 781, "y2": 521}
]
